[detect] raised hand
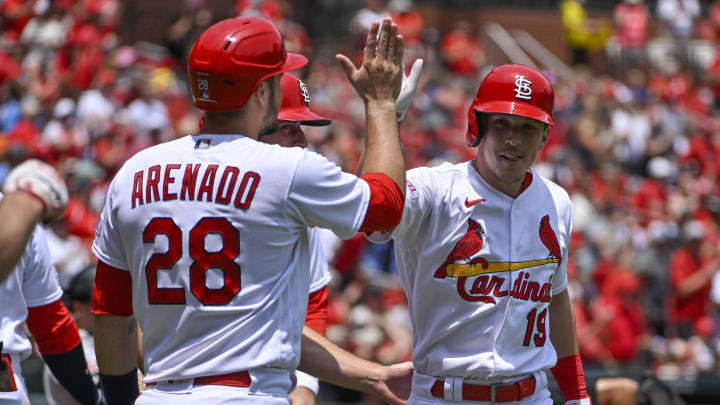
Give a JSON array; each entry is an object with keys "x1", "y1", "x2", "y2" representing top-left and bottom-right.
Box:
[{"x1": 336, "y1": 18, "x2": 404, "y2": 104}]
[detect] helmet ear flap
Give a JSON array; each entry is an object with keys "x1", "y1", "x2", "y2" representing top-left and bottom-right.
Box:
[{"x1": 471, "y1": 111, "x2": 485, "y2": 147}]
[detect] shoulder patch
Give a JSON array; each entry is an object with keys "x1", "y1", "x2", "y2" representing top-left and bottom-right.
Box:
[{"x1": 406, "y1": 181, "x2": 419, "y2": 200}]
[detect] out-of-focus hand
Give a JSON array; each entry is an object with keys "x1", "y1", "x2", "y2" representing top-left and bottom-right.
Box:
[
  {"x1": 371, "y1": 361, "x2": 413, "y2": 405},
  {"x1": 336, "y1": 18, "x2": 404, "y2": 104},
  {"x1": 289, "y1": 386, "x2": 316, "y2": 405},
  {"x1": 2, "y1": 159, "x2": 68, "y2": 222},
  {"x1": 396, "y1": 59, "x2": 424, "y2": 121}
]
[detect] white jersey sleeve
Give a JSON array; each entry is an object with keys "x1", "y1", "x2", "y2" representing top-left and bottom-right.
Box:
[
  {"x1": 548, "y1": 186, "x2": 574, "y2": 296},
  {"x1": 0, "y1": 223, "x2": 62, "y2": 359},
  {"x1": 92, "y1": 175, "x2": 129, "y2": 270},
  {"x1": 366, "y1": 167, "x2": 435, "y2": 244},
  {"x1": 287, "y1": 151, "x2": 370, "y2": 240},
  {"x1": 392, "y1": 168, "x2": 435, "y2": 242},
  {"x1": 22, "y1": 225, "x2": 63, "y2": 308}
]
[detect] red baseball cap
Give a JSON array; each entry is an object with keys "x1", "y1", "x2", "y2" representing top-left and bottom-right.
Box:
[{"x1": 278, "y1": 74, "x2": 330, "y2": 126}]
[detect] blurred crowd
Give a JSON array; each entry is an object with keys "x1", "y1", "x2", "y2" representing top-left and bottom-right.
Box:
[{"x1": 4, "y1": 0, "x2": 720, "y2": 402}]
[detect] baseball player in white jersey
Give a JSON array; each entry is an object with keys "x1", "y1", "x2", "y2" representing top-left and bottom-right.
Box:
[
  {"x1": 0, "y1": 159, "x2": 68, "y2": 283},
  {"x1": 0, "y1": 162, "x2": 101, "y2": 405},
  {"x1": 371, "y1": 64, "x2": 592, "y2": 404},
  {"x1": 92, "y1": 17, "x2": 412, "y2": 405},
  {"x1": 257, "y1": 73, "x2": 332, "y2": 405}
]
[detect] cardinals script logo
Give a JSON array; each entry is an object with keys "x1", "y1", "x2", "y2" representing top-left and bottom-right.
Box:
[
  {"x1": 436, "y1": 215, "x2": 561, "y2": 304},
  {"x1": 298, "y1": 80, "x2": 311, "y2": 103}
]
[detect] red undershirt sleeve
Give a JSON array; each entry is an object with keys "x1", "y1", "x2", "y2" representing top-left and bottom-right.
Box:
[
  {"x1": 359, "y1": 173, "x2": 404, "y2": 233},
  {"x1": 26, "y1": 299, "x2": 81, "y2": 355},
  {"x1": 304, "y1": 287, "x2": 329, "y2": 335},
  {"x1": 550, "y1": 354, "x2": 590, "y2": 401},
  {"x1": 92, "y1": 260, "x2": 133, "y2": 317}
]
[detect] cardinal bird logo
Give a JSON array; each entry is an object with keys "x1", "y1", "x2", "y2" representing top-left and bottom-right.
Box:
[
  {"x1": 539, "y1": 215, "x2": 562, "y2": 267},
  {"x1": 434, "y1": 218, "x2": 488, "y2": 279}
]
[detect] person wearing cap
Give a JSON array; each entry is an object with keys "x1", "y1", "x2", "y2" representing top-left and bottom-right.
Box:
[
  {"x1": 368, "y1": 64, "x2": 591, "y2": 404},
  {"x1": 256, "y1": 73, "x2": 332, "y2": 405},
  {"x1": 91, "y1": 17, "x2": 411, "y2": 405}
]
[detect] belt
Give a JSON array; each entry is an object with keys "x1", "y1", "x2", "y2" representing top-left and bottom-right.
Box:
[
  {"x1": 146, "y1": 370, "x2": 251, "y2": 388},
  {"x1": 430, "y1": 375, "x2": 536, "y2": 402}
]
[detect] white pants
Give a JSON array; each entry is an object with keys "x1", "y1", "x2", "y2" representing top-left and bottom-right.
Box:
[
  {"x1": 0, "y1": 354, "x2": 30, "y2": 405},
  {"x1": 409, "y1": 370, "x2": 552, "y2": 405},
  {"x1": 137, "y1": 367, "x2": 293, "y2": 405}
]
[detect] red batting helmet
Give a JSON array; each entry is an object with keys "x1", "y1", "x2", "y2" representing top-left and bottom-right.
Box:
[
  {"x1": 188, "y1": 17, "x2": 307, "y2": 112},
  {"x1": 466, "y1": 64, "x2": 555, "y2": 147},
  {"x1": 278, "y1": 74, "x2": 330, "y2": 126}
]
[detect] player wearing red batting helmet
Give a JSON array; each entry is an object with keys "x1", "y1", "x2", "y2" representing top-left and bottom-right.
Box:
[
  {"x1": 368, "y1": 64, "x2": 592, "y2": 405},
  {"x1": 466, "y1": 64, "x2": 554, "y2": 148},
  {"x1": 187, "y1": 17, "x2": 307, "y2": 112}
]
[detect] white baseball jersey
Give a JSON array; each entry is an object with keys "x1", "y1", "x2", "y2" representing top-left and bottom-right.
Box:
[
  {"x1": 0, "y1": 209, "x2": 63, "y2": 359},
  {"x1": 92, "y1": 134, "x2": 369, "y2": 382},
  {"x1": 381, "y1": 161, "x2": 572, "y2": 380}
]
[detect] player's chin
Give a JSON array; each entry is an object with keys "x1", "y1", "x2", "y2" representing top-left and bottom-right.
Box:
[
  {"x1": 496, "y1": 166, "x2": 527, "y2": 183},
  {"x1": 258, "y1": 122, "x2": 279, "y2": 138}
]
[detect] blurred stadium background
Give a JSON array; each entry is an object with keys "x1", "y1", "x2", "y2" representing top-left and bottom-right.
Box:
[{"x1": 3, "y1": 0, "x2": 720, "y2": 404}]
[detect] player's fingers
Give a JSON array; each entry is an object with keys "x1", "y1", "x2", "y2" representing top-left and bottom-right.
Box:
[
  {"x1": 363, "y1": 22, "x2": 380, "y2": 63},
  {"x1": 336, "y1": 54, "x2": 357, "y2": 80},
  {"x1": 393, "y1": 34, "x2": 404, "y2": 67},
  {"x1": 386, "y1": 23, "x2": 398, "y2": 64},
  {"x1": 376, "y1": 18, "x2": 391, "y2": 61}
]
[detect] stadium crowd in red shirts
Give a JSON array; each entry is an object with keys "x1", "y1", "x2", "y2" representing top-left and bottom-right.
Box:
[{"x1": 3, "y1": 1, "x2": 720, "y2": 402}]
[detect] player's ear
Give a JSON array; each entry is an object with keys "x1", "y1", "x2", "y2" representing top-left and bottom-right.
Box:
[
  {"x1": 254, "y1": 76, "x2": 277, "y2": 108},
  {"x1": 538, "y1": 124, "x2": 549, "y2": 150},
  {"x1": 253, "y1": 80, "x2": 268, "y2": 106}
]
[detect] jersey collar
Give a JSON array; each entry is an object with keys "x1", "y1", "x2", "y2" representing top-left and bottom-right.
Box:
[
  {"x1": 190, "y1": 133, "x2": 247, "y2": 149},
  {"x1": 466, "y1": 161, "x2": 534, "y2": 201}
]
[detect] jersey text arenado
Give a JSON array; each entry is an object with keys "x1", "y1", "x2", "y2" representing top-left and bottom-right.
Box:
[{"x1": 130, "y1": 163, "x2": 260, "y2": 209}]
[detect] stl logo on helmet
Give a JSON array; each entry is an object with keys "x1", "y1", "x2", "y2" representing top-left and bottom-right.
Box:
[
  {"x1": 514, "y1": 75, "x2": 532, "y2": 100},
  {"x1": 298, "y1": 80, "x2": 310, "y2": 103}
]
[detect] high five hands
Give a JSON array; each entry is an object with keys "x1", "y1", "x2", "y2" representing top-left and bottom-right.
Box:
[{"x1": 337, "y1": 18, "x2": 404, "y2": 104}]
